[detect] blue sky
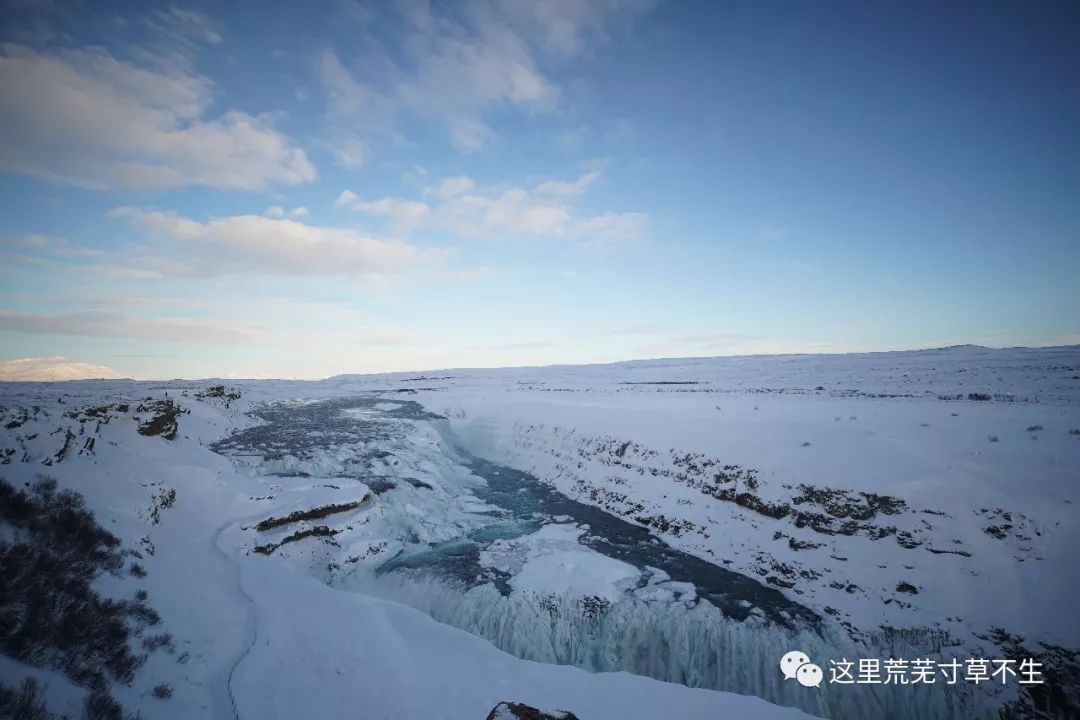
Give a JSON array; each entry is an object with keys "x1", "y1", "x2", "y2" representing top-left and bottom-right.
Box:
[{"x1": 1, "y1": 0, "x2": 1077, "y2": 379}]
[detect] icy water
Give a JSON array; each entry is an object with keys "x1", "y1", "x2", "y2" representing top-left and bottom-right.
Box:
[
  {"x1": 434, "y1": 455, "x2": 817, "y2": 626},
  {"x1": 213, "y1": 395, "x2": 986, "y2": 720},
  {"x1": 215, "y1": 396, "x2": 814, "y2": 623}
]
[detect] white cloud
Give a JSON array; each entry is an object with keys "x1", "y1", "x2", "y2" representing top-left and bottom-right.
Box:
[
  {"x1": 352, "y1": 198, "x2": 431, "y2": 233},
  {"x1": 446, "y1": 117, "x2": 495, "y2": 154},
  {"x1": 535, "y1": 169, "x2": 601, "y2": 197},
  {"x1": 135, "y1": 6, "x2": 223, "y2": 73},
  {"x1": 334, "y1": 190, "x2": 360, "y2": 207},
  {"x1": 288, "y1": 207, "x2": 309, "y2": 219},
  {"x1": 3, "y1": 233, "x2": 105, "y2": 259},
  {"x1": 321, "y1": 27, "x2": 555, "y2": 152},
  {"x1": 393, "y1": 7, "x2": 561, "y2": 122},
  {"x1": 320, "y1": 50, "x2": 394, "y2": 152},
  {"x1": 570, "y1": 211, "x2": 648, "y2": 244},
  {"x1": 336, "y1": 0, "x2": 375, "y2": 25},
  {"x1": 335, "y1": 193, "x2": 432, "y2": 234},
  {"x1": 492, "y1": 0, "x2": 656, "y2": 58},
  {"x1": 150, "y1": 7, "x2": 222, "y2": 46},
  {"x1": 1, "y1": 234, "x2": 108, "y2": 267},
  {"x1": 427, "y1": 176, "x2": 475, "y2": 200},
  {"x1": 98, "y1": 265, "x2": 164, "y2": 280},
  {"x1": 109, "y1": 207, "x2": 445, "y2": 278},
  {"x1": 452, "y1": 187, "x2": 571, "y2": 237},
  {"x1": 331, "y1": 136, "x2": 368, "y2": 168},
  {"x1": 265, "y1": 205, "x2": 286, "y2": 218},
  {"x1": 332, "y1": 170, "x2": 647, "y2": 243},
  {"x1": 0, "y1": 44, "x2": 316, "y2": 190}
]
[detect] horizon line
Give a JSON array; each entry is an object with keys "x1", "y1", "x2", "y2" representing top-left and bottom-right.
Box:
[{"x1": 4, "y1": 342, "x2": 1079, "y2": 384}]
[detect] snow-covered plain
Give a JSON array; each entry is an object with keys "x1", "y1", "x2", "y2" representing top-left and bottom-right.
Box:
[{"x1": 1, "y1": 345, "x2": 1078, "y2": 719}]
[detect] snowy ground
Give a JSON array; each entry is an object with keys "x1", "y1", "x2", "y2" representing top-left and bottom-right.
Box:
[{"x1": 1, "y1": 345, "x2": 1078, "y2": 719}]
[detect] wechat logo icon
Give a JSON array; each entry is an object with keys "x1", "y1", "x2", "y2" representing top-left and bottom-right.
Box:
[{"x1": 780, "y1": 650, "x2": 823, "y2": 688}]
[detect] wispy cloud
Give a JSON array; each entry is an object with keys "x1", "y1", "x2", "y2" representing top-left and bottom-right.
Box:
[
  {"x1": 569, "y1": 211, "x2": 648, "y2": 245},
  {"x1": 426, "y1": 176, "x2": 476, "y2": 200},
  {"x1": 133, "y1": 6, "x2": 223, "y2": 72},
  {"x1": 264, "y1": 206, "x2": 309, "y2": 220},
  {"x1": 0, "y1": 309, "x2": 265, "y2": 345},
  {"x1": 535, "y1": 169, "x2": 601, "y2": 197},
  {"x1": 0, "y1": 304, "x2": 430, "y2": 351},
  {"x1": 2, "y1": 233, "x2": 104, "y2": 259},
  {"x1": 478, "y1": 339, "x2": 559, "y2": 352},
  {"x1": 321, "y1": 0, "x2": 652, "y2": 154},
  {"x1": 351, "y1": 198, "x2": 431, "y2": 234}
]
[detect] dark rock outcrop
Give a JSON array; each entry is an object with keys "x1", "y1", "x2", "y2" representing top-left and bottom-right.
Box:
[{"x1": 485, "y1": 702, "x2": 581, "y2": 720}]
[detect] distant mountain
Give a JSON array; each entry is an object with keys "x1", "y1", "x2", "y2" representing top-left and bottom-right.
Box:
[{"x1": 0, "y1": 356, "x2": 128, "y2": 381}]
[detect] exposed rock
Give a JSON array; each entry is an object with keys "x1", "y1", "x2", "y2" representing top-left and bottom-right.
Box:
[
  {"x1": 485, "y1": 701, "x2": 581, "y2": 720},
  {"x1": 136, "y1": 399, "x2": 183, "y2": 440},
  {"x1": 253, "y1": 525, "x2": 340, "y2": 555},
  {"x1": 195, "y1": 385, "x2": 241, "y2": 408},
  {"x1": 254, "y1": 498, "x2": 368, "y2": 532},
  {"x1": 991, "y1": 628, "x2": 1080, "y2": 718}
]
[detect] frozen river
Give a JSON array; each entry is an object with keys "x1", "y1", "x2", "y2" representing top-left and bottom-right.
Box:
[{"x1": 212, "y1": 394, "x2": 985, "y2": 719}]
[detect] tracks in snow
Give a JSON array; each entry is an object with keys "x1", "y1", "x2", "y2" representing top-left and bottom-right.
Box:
[{"x1": 211, "y1": 517, "x2": 260, "y2": 720}]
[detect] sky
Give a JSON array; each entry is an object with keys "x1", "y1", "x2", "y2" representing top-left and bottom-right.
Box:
[{"x1": 0, "y1": 0, "x2": 1078, "y2": 380}]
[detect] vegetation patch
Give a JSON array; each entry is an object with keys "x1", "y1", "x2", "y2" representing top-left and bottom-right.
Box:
[
  {"x1": 0, "y1": 678, "x2": 57, "y2": 720},
  {"x1": 0, "y1": 477, "x2": 167, "y2": 716},
  {"x1": 143, "y1": 487, "x2": 177, "y2": 526}
]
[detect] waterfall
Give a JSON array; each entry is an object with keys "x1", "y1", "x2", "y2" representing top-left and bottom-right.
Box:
[{"x1": 342, "y1": 569, "x2": 993, "y2": 720}]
